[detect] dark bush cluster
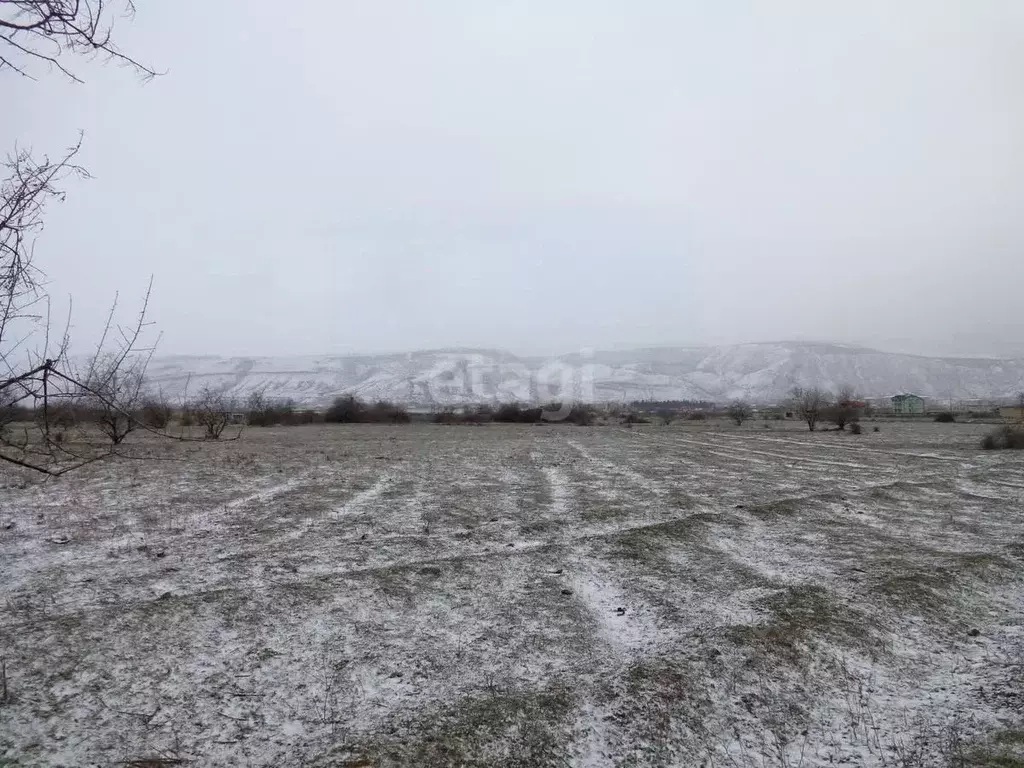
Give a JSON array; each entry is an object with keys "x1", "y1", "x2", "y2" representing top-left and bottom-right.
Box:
[
  {"x1": 140, "y1": 400, "x2": 173, "y2": 429},
  {"x1": 324, "y1": 394, "x2": 363, "y2": 423},
  {"x1": 934, "y1": 412, "x2": 957, "y2": 423},
  {"x1": 431, "y1": 401, "x2": 594, "y2": 426},
  {"x1": 432, "y1": 408, "x2": 459, "y2": 425},
  {"x1": 248, "y1": 407, "x2": 323, "y2": 426},
  {"x1": 490, "y1": 402, "x2": 594, "y2": 425},
  {"x1": 981, "y1": 426, "x2": 1024, "y2": 451},
  {"x1": 324, "y1": 395, "x2": 409, "y2": 424},
  {"x1": 545, "y1": 403, "x2": 593, "y2": 426},
  {"x1": 432, "y1": 407, "x2": 481, "y2": 425},
  {"x1": 0, "y1": 403, "x2": 35, "y2": 426},
  {"x1": 849, "y1": 422, "x2": 863, "y2": 434},
  {"x1": 493, "y1": 402, "x2": 543, "y2": 423},
  {"x1": 621, "y1": 412, "x2": 650, "y2": 425},
  {"x1": 434, "y1": 405, "x2": 501, "y2": 425},
  {"x1": 248, "y1": 399, "x2": 300, "y2": 427}
]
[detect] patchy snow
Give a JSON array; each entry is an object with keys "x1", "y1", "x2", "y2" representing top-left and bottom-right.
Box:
[
  {"x1": 1, "y1": 421, "x2": 1023, "y2": 766},
  {"x1": 332, "y1": 473, "x2": 394, "y2": 518}
]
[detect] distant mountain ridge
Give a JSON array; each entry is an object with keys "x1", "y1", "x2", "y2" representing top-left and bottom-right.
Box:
[{"x1": 142, "y1": 342, "x2": 1024, "y2": 406}]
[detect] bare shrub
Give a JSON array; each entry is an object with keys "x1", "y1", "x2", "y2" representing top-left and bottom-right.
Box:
[
  {"x1": 366, "y1": 400, "x2": 410, "y2": 424},
  {"x1": 245, "y1": 389, "x2": 269, "y2": 426},
  {"x1": 79, "y1": 354, "x2": 146, "y2": 445},
  {"x1": 790, "y1": 387, "x2": 832, "y2": 432},
  {"x1": 850, "y1": 422, "x2": 863, "y2": 435},
  {"x1": 934, "y1": 412, "x2": 956, "y2": 423},
  {"x1": 246, "y1": 390, "x2": 301, "y2": 427},
  {"x1": 727, "y1": 399, "x2": 753, "y2": 426},
  {"x1": 192, "y1": 388, "x2": 233, "y2": 440},
  {"x1": 324, "y1": 395, "x2": 409, "y2": 424},
  {"x1": 828, "y1": 385, "x2": 862, "y2": 431},
  {"x1": 568, "y1": 404, "x2": 594, "y2": 426}
]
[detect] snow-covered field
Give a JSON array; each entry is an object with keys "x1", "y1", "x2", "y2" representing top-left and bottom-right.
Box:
[{"x1": 2, "y1": 421, "x2": 1023, "y2": 766}]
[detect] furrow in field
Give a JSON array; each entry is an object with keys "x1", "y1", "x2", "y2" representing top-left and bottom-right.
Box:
[{"x1": 706, "y1": 429, "x2": 968, "y2": 461}]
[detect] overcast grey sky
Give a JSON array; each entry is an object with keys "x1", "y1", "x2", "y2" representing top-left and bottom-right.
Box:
[{"x1": 6, "y1": 1, "x2": 1024, "y2": 358}]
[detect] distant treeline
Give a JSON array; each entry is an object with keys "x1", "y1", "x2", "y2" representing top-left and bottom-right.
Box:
[
  {"x1": 241, "y1": 394, "x2": 412, "y2": 426},
  {"x1": 630, "y1": 399, "x2": 716, "y2": 410},
  {"x1": 432, "y1": 402, "x2": 593, "y2": 426}
]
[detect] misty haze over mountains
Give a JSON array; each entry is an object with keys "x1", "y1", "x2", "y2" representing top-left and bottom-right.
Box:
[{"x1": 143, "y1": 342, "x2": 1024, "y2": 407}]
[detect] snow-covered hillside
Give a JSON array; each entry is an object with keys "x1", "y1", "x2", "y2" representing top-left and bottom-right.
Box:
[{"x1": 142, "y1": 343, "x2": 1024, "y2": 406}]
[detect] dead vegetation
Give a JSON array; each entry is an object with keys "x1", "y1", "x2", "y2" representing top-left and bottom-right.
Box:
[{"x1": 981, "y1": 425, "x2": 1024, "y2": 450}]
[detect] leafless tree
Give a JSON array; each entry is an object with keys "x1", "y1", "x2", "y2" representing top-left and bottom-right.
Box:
[
  {"x1": 192, "y1": 387, "x2": 234, "y2": 440},
  {"x1": 245, "y1": 388, "x2": 267, "y2": 424},
  {"x1": 727, "y1": 399, "x2": 753, "y2": 426},
  {"x1": 0, "y1": 272, "x2": 163, "y2": 471},
  {"x1": 0, "y1": 0, "x2": 170, "y2": 474},
  {"x1": 0, "y1": 1, "x2": 157, "y2": 82},
  {"x1": 79, "y1": 352, "x2": 146, "y2": 444},
  {"x1": 790, "y1": 386, "x2": 832, "y2": 432},
  {"x1": 828, "y1": 384, "x2": 862, "y2": 431}
]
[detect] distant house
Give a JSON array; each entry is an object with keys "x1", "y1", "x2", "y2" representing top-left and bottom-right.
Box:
[
  {"x1": 891, "y1": 393, "x2": 925, "y2": 415},
  {"x1": 1000, "y1": 405, "x2": 1024, "y2": 421}
]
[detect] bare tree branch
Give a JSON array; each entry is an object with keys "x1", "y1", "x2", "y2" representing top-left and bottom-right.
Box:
[{"x1": 0, "y1": 1, "x2": 158, "y2": 82}]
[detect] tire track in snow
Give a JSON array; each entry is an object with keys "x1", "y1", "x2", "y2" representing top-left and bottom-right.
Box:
[
  {"x1": 332, "y1": 473, "x2": 394, "y2": 519},
  {"x1": 572, "y1": 701, "x2": 615, "y2": 768},
  {"x1": 273, "y1": 470, "x2": 395, "y2": 543},
  {"x1": 704, "y1": 430, "x2": 967, "y2": 463},
  {"x1": 542, "y1": 465, "x2": 572, "y2": 516},
  {"x1": 223, "y1": 471, "x2": 319, "y2": 510},
  {"x1": 193, "y1": 470, "x2": 322, "y2": 537},
  {"x1": 657, "y1": 433, "x2": 883, "y2": 471},
  {"x1": 566, "y1": 561, "x2": 664, "y2": 768},
  {"x1": 538, "y1": 447, "x2": 657, "y2": 767},
  {"x1": 567, "y1": 439, "x2": 669, "y2": 497}
]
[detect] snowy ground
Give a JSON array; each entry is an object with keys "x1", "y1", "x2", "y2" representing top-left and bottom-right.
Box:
[{"x1": 1, "y1": 421, "x2": 1023, "y2": 767}]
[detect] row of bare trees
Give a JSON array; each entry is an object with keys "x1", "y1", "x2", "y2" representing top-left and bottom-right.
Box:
[
  {"x1": 789, "y1": 385, "x2": 862, "y2": 431},
  {"x1": 726, "y1": 386, "x2": 863, "y2": 431}
]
